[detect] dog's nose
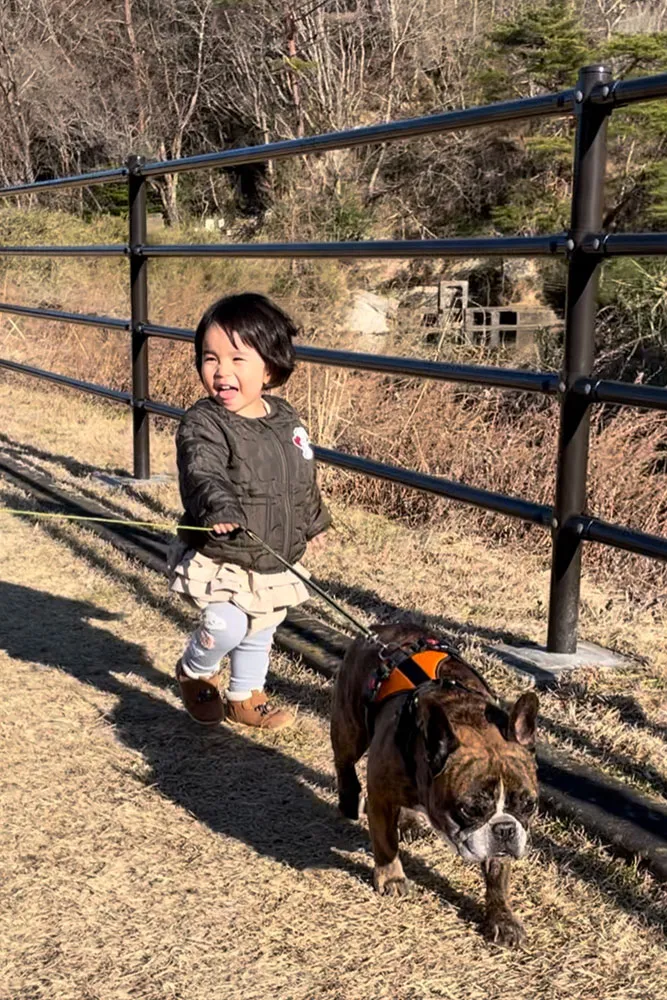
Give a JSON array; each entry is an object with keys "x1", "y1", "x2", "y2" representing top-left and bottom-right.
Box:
[{"x1": 492, "y1": 820, "x2": 516, "y2": 843}]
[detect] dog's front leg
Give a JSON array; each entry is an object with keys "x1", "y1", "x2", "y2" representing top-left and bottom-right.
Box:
[
  {"x1": 366, "y1": 795, "x2": 411, "y2": 896},
  {"x1": 481, "y1": 858, "x2": 526, "y2": 947}
]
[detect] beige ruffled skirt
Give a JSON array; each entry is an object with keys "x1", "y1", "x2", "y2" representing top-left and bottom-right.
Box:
[{"x1": 167, "y1": 538, "x2": 310, "y2": 634}]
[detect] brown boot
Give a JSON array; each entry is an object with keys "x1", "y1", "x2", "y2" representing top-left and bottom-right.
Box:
[
  {"x1": 176, "y1": 660, "x2": 224, "y2": 725},
  {"x1": 225, "y1": 690, "x2": 294, "y2": 730}
]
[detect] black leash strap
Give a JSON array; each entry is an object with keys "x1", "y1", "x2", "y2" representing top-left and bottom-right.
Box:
[
  {"x1": 243, "y1": 528, "x2": 376, "y2": 640},
  {"x1": 243, "y1": 530, "x2": 488, "y2": 706}
]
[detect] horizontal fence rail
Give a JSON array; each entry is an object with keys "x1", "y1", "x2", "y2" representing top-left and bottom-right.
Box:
[
  {"x1": 139, "y1": 91, "x2": 577, "y2": 178},
  {"x1": 140, "y1": 322, "x2": 561, "y2": 394},
  {"x1": 572, "y1": 376, "x2": 667, "y2": 410},
  {"x1": 0, "y1": 303, "x2": 130, "y2": 330},
  {"x1": 142, "y1": 322, "x2": 193, "y2": 341},
  {"x1": 314, "y1": 447, "x2": 555, "y2": 526},
  {"x1": 588, "y1": 232, "x2": 667, "y2": 256},
  {"x1": 137, "y1": 398, "x2": 188, "y2": 420},
  {"x1": 293, "y1": 346, "x2": 562, "y2": 393},
  {"x1": 0, "y1": 166, "x2": 128, "y2": 198},
  {"x1": 138, "y1": 234, "x2": 568, "y2": 259},
  {"x1": 2, "y1": 63, "x2": 667, "y2": 654},
  {"x1": 597, "y1": 71, "x2": 667, "y2": 106},
  {"x1": 570, "y1": 515, "x2": 667, "y2": 561},
  {"x1": 0, "y1": 358, "x2": 132, "y2": 403},
  {"x1": 0, "y1": 245, "x2": 127, "y2": 256}
]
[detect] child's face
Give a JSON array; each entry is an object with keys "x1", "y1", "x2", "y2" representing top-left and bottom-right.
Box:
[{"x1": 200, "y1": 324, "x2": 270, "y2": 418}]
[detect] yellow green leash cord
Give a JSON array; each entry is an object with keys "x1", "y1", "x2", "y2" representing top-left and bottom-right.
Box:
[
  {"x1": 0, "y1": 507, "x2": 205, "y2": 532},
  {"x1": 0, "y1": 506, "x2": 375, "y2": 638}
]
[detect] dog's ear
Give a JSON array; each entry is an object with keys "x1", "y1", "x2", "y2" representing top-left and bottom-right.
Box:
[
  {"x1": 416, "y1": 687, "x2": 459, "y2": 777},
  {"x1": 508, "y1": 691, "x2": 539, "y2": 750}
]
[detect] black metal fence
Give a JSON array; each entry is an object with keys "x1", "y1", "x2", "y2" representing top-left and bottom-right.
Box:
[{"x1": 2, "y1": 64, "x2": 667, "y2": 655}]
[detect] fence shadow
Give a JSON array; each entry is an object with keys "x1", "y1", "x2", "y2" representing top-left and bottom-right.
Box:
[
  {"x1": 2, "y1": 568, "x2": 664, "y2": 934},
  {"x1": 539, "y1": 715, "x2": 667, "y2": 800},
  {"x1": 0, "y1": 431, "x2": 177, "y2": 521},
  {"x1": 310, "y1": 573, "x2": 530, "y2": 647},
  {"x1": 532, "y1": 831, "x2": 667, "y2": 930},
  {"x1": 553, "y1": 681, "x2": 667, "y2": 746},
  {"x1": 603, "y1": 693, "x2": 667, "y2": 743}
]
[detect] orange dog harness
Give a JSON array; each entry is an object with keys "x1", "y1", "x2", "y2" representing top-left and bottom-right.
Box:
[{"x1": 374, "y1": 648, "x2": 450, "y2": 703}]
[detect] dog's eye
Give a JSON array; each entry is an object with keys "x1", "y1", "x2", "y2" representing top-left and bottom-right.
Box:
[
  {"x1": 509, "y1": 791, "x2": 537, "y2": 815},
  {"x1": 456, "y1": 801, "x2": 486, "y2": 825},
  {"x1": 452, "y1": 808, "x2": 473, "y2": 828}
]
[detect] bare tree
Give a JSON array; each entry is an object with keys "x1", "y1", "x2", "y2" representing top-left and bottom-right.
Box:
[{"x1": 0, "y1": 4, "x2": 39, "y2": 186}]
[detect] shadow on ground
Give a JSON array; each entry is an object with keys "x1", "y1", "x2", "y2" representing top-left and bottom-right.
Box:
[
  {"x1": 0, "y1": 432, "x2": 177, "y2": 521},
  {"x1": 2, "y1": 464, "x2": 666, "y2": 934},
  {"x1": 310, "y1": 574, "x2": 528, "y2": 647},
  {"x1": 0, "y1": 580, "x2": 354, "y2": 871},
  {"x1": 0, "y1": 578, "x2": 491, "y2": 935},
  {"x1": 556, "y1": 679, "x2": 667, "y2": 745}
]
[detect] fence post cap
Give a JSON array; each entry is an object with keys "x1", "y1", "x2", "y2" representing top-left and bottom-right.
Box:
[
  {"x1": 576, "y1": 65, "x2": 613, "y2": 102},
  {"x1": 126, "y1": 154, "x2": 146, "y2": 174},
  {"x1": 581, "y1": 64, "x2": 611, "y2": 75}
]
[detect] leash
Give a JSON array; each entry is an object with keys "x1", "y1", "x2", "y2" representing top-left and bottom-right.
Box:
[
  {"x1": 0, "y1": 506, "x2": 376, "y2": 641},
  {"x1": 2, "y1": 504, "x2": 490, "y2": 739},
  {"x1": 0, "y1": 507, "x2": 476, "y2": 694},
  {"x1": 0, "y1": 508, "x2": 192, "y2": 532},
  {"x1": 242, "y1": 528, "x2": 375, "y2": 639}
]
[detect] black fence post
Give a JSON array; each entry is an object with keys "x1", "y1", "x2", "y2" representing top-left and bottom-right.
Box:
[
  {"x1": 127, "y1": 154, "x2": 150, "y2": 479},
  {"x1": 547, "y1": 65, "x2": 612, "y2": 653}
]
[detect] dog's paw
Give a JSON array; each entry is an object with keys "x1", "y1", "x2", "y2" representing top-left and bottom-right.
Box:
[
  {"x1": 373, "y1": 861, "x2": 411, "y2": 897},
  {"x1": 377, "y1": 876, "x2": 413, "y2": 897},
  {"x1": 482, "y1": 910, "x2": 527, "y2": 948},
  {"x1": 398, "y1": 808, "x2": 433, "y2": 844}
]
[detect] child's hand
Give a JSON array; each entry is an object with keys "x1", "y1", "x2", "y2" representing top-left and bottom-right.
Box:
[{"x1": 211, "y1": 522, "x2": 241, "y2": 535}]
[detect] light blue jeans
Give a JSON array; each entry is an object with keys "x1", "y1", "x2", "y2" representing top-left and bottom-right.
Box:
[{"x1": 181, "y1": 601, "x2": 276, "y2": 694}]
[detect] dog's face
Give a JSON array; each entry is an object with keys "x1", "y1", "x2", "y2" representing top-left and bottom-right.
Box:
[{"x1": 414, "y1": 688, "x2": 539, "y2": 863}]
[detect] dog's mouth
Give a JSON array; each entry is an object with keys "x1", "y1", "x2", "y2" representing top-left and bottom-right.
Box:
[{"x1": 437, "y1": 813, "x2": 530, "y2": 863}]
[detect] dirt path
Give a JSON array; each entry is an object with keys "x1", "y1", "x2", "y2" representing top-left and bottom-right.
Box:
[{"x1": 1, "y1": 379, "x2": 666, "y2": 999}]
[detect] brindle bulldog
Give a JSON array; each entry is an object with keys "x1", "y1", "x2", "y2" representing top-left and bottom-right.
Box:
[{"x1": 331, "y1": 624, "x2": 539, "y2": 947}]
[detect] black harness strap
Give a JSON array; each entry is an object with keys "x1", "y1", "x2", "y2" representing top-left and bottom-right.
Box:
[
  {"x1": 392, "y1": 653, "x2": 443, "y2": 688},
  {"x1": 364, "y1": 637, "x2": 497, "y2": 740}
]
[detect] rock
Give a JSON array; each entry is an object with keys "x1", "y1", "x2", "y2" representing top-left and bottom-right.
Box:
[
  {"x1": 501, "y1": 258, "x2": 543, "y2": 302},
  {"x1": 355, "y1": 332, "x2": 389, "y2": 354},
  {"x1": 342, "y1": 290, "x2": 398, "y2": 336}
]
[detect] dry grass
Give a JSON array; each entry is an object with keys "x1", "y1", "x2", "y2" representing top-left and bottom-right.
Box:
[{"x1": 1, "y1": 378, "x2": 666, "y2": 1000}]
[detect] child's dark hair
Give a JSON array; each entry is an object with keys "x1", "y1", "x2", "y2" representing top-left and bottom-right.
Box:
[{"x1": 194, "y1": 292, "x2": 297, "y2": 389}]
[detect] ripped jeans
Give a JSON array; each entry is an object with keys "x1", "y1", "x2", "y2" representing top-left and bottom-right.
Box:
[{"x1": 181, "y1": 601, "x2": 276, "y2": 694}]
